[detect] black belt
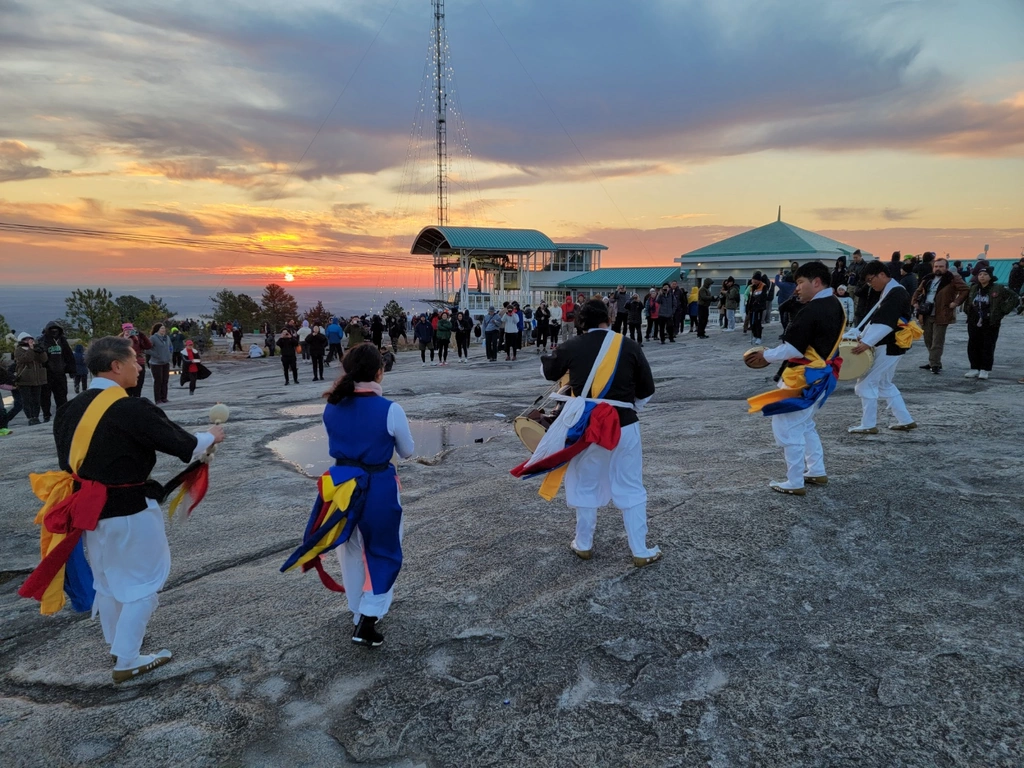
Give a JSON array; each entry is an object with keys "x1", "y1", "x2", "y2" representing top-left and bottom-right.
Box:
[{"x1": 334, "y1": 457, "x2": 392, "y2": 474}]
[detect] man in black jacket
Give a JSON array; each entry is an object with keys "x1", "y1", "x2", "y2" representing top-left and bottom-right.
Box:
[
  {"x1": 38, "y1": 321, "x2": 76, "y2": 422},
  {"x1": 538, "y1": 300, "x2": 661, "y2": 567},
  {"x1": 50, "y1": 336, "x2": 224, "y2": 682}
]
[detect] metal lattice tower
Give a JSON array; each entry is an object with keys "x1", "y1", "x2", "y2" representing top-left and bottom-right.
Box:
[{"x1": 433, "y1": 0, "x2": 448, "y2": 226}]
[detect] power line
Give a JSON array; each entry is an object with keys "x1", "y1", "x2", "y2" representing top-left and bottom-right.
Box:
[{"x1": 0, "y1": 221, "x2": 426, "y2": 266}]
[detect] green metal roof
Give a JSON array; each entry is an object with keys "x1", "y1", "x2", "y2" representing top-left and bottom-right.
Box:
[
  {"x1": 552, "y1": 242, "x2": 609, "y2": 251},
  {"x1": 411, "y1": 226, "x2": 556, "y2": 254},
  {"x1": 680, "y1": 220, "x2": 870, "y2": 259},
  {"x1": 558, "y1": 266, "x2": 680, "y2": 289}
]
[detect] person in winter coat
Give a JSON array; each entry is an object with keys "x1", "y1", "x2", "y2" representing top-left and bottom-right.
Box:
[
  {"x1": 745, "y1": 274, "x2": 768, "y2": 345},
  {"x1": 264, "y1": 327, "x2": 276, "y2": 357},
  {"x1": 14, "y1": 332, "x2": 47, "y2": 425},
  {"x1": 306, "y1": 325, "x2": 329, "y2": 381},
  {"x1": 414, "y1": 314, "x2": 435, "y2": 365},
  {"x1": 611, "y1": 286, "x2": 630, "y2": 333},
  {"x1": 0, "y1": 359, "x2": 23, "y2": 432},
  {"x1": 435, "y1": 311, "x2": 453, "y2": 365},
  {"x1": 148, "y1": 323, "x2": 173, "y2": 404},
  {"x1": 325, "y1": 317, "x2": 344, "y2": 364},
  {"x1": 654, "y1": 284, "x2": 677, "y2": 343},
  {"x1": 836, "y1": 285, "x2": 855, "y2": 323},
  {"x1": 481, "y1": 308, "x2": 501, "y2": 361},
  {"x1": 687, "y1": 285, "x2": 700, "y2": 333},
  {"x1": 169, "y1": 326, "x2": 185, "y2": 369},
  {"x1": 370, "y1": 315, "x2": 385, "y2": 350},
  {"x1": 117, "y1": 323, "x2": 153, "y2": 399},
  {"x1": 298, "y1": 320, "x2": 312, "y2": 360},
  {"x1": 73, "y1": 343, "x2": 88, "y2": 393},
  {"x1": 911, "y1": 258, "x2": 969, "y2": 374},
  {"x1": 899, "y1": 261, "x2": 919, "y2": 296},
  {"x1": 560, "y1": 295, "x2": 576, "y2": 344},
  {"x1": 774, "y1": 272, "x2": 797, "y2": 331},
  {"x1": 643, "y1": 289, "x2": 660, "y2": 340},
  {"x1": 1008, "y1": 256, "x2": 1024, "y2": 298},
  {"x1": 346, "y1": 317, "x2": 366, "y2": 349},
  {"x1": 502, "y1": 305, "x2": 522, "y2": 360},
  {"x1": 38, "y1": 320, "x2": 76, "y2": 420},
  {"x1": 454, "y1": 311, "x2": 473, "y2": 362},
  {"x1": 723, "y1": 278, "x2": 741, "y2": 330},
  {"x1": 533, "y1": 302, "x2": 551, "y2": 351},
  {"x1": 278, "y1": 328, "x2": 300, "y2": 384},
  {"x1": 963, "y1": 268, "x2": 1020, "y2": 380},
  {"x1": 830, "y1": 258, "x2": 847, "y2": 290},
  {"x1": 696, "y1": 278, "x2": 714, "y2": 338},
  {"x1": 625, "y1": 293, "x2": 645, "y2": 344}
]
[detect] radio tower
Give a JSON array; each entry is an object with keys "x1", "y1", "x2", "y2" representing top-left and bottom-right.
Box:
[{"x1": 433, "y1": 0, "x2": 449, "y2": 226}]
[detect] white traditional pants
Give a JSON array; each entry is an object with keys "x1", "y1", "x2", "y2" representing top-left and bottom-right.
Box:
[
  {"x1": 771, "y1": 391, "x2": 828, "y2": 487},
  {"x1": 854, "y1": 351, "x2": 913, "y2": 428},
  {"x1": 564, "y1": 422, "x2": 658, "y2": 558},
  {"x1": 84, "y1": 504, "x2": 171, "y2": 662},
  {"x1": 336, "y1": 519, "x2": 402, "y2": 622}
]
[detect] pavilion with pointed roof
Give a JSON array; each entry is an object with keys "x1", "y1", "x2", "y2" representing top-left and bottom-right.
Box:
[{"x1": 675, "y1": 214, "x2": 871, "y2": 283}]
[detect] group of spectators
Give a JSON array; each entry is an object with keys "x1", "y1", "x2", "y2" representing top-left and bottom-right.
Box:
[{"x1": 1, "y1": 320, "x2": 206, "y2": 432}]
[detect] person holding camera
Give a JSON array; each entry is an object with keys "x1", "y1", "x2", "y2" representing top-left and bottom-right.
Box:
[
  {"x1": 910, "y1": 257, "x2": 968, "y2": 374},
  {"x1": 120, "y1": 323, "x2": 152, "y2": 398}
]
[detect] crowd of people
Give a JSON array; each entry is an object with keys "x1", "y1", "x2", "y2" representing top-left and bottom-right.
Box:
[{"x1": 4, "y1": 253, "x2": 1022, "y2": 436}]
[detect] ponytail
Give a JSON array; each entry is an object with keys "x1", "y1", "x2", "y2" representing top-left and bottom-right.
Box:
[{"x1": 324, "y1": 343, "x2": 382, "y2": 405}]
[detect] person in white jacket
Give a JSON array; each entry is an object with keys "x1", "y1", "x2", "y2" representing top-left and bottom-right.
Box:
[{"x1": 836, "y1": 285, "x2": 855, "y2": 323}]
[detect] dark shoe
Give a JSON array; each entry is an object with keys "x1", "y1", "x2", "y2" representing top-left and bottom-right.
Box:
[
  {"x1": 931, "y1": 367, "x2": 940, "y2": 375},
  {"x1": 284, "y1": 381, "x2": 289, "y2": 385},
  {"x1": 43, "y1": 414, "x2": 51, "y2": 422},
  {"x1": 803, "y1": 475, "x2": 829, "y2": 486},
  {"x1": 28, "y1": 418, "x2": 41, "y2": 425},
  {"x1": 352, "y1": 616, "x2": 384, "y2": 647},
  {"x1": 919, "y1": 363, "x2": 932, "y2": 370}
]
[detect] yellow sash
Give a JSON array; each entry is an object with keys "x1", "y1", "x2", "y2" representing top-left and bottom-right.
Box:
[
  {"x1": 747, "y1": 313, "x2": 846, "y2": 414},
  {"x1": 538, "y1": 332, "x2": 623, "y2": 500},
  {"x1": 29, "y1": 386, "x2": 127, "y2": 614}
]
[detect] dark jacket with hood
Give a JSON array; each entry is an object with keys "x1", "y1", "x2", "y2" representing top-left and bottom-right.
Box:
[
  {"x1": 966, "y1": 280, "x2": 1019, "y2": 327},
  {"x1": 38, "y1": 322, "x2": 76, "y2": 377},
  {"x1": 697, "y1": 278, "x2": 714, "y2": 307}
]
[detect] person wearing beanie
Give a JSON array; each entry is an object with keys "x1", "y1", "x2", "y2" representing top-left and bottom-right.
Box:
[
  {"x1": 963, "y1": 268, "x2": 1020, "y2": 379},
  {"x1": 14, "y1": 332, "x2": 48, "y2": 425},
  {"x1": 38, "y1": 321, "x2": 77, "y2": 421},
  {"x1": 745, "y1": 274, "x2": 767, "y2": 345},
  {"x1": 514, "y1": 299, "x2": 662, "y2": 568},
  {"x1": 169, "y1": 326, "x2": 185, "y2": 370},
  {"x1": 181, "y1": 339, "x2": 202, "y2": 395}
]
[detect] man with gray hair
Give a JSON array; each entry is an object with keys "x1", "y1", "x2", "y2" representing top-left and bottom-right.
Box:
[{"x1": 20, "y1": 336, "x2": 225, "y2": 683}]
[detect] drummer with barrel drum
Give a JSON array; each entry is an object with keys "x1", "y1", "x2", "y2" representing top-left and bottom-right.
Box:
[
  {"x1": 844, "y1": 260, "x2": 921, "y2": 434},
  {"x1": 743, "y1": 262, "x2": 847, "y2": 496}
]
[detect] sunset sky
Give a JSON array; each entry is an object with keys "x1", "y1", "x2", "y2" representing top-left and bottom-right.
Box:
[{"x1": 1, "y1": 0, "x2": 1022, "y2": 291}]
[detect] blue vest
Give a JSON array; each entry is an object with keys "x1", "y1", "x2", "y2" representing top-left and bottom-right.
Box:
[{"x1": 323, "y1": 394, "x2": 395, "y2": 467}]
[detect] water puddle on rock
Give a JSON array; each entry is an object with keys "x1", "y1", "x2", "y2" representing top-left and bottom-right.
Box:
[{"x1": 269, "y1": 418, "x2": 503, "y2": 477}]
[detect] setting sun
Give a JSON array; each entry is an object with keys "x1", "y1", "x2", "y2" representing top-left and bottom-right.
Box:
[{"x1": 284, "y1": 272, "x2": 295, "y2": 282}]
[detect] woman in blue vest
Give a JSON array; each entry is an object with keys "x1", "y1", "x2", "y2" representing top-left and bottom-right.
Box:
[{"x1": 325, "y1": 345, "x2": 415, "y2": 646}]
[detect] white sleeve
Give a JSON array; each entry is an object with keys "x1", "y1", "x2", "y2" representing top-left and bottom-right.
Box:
[
  {"x1": 763, "y1": 342, "x2": 801, "y2": 363},
  {"x1": 860, "y1": 323, "x2": 891, "y2": 347},
  {"x1": 191, "y1": 432, "x2": 215, "y2": 461},
  {"x1": 634, "y1": 395, "x2": 652, "y2": 413},
  {"x1": 387, "y1": 403, "x2": 415, "y2": 459}
]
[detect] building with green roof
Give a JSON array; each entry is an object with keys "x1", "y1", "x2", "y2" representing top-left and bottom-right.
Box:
[
  {"x1": 675, "y1": 215, "x2": 872, "y2": 283},
  {"x1": 410, "y1": 225, "x2": 607, "y2": 311},
  {"x1": 558, "y1": 266, "x2": 682, "y2": 293}
]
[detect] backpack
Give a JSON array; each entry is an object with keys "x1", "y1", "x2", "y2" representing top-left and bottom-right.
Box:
[{"x1": 473, "y1": 325, "x2": 481, "y2": 338}]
